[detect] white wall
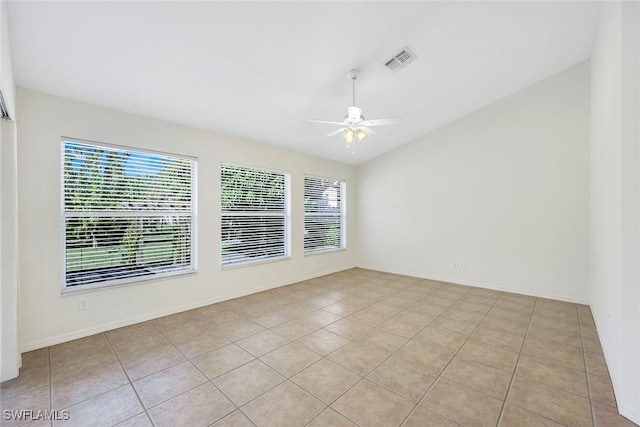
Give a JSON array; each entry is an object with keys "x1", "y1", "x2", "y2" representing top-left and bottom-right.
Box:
[
  {"x1": 0, "y1": 0, "x2": 14, "y2": 117},
  {"x1": 590, "y1": 1, "x2": 640, "y2": 423},
  {"x1": 1, "y1": 118, "x2": 18, "y2": 381},
  {"x1": 0, "y1": 0, "x2": 20, "y2": 381},
  {"x1": 16, "y1": 88, "x2": 357, "y2": 351},
  {"x1": 356, "y1": 61, "x2": 590, "y2": 303}
]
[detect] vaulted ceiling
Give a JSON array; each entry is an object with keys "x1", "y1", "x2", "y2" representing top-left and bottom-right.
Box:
[{"x1": 8, "y1": 1, "x2": 600, "y2": 165}]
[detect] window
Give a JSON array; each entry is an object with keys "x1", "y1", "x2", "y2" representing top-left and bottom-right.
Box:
[
  {"x1": 304, "y1": 176, "x2": 346, "y2": 253},
  {"x1": 221, "y1": 164, "x2": 289, "y2": 267},
  {"x1": 62, "y1": 139, "x2": 196, "y2": 289}
]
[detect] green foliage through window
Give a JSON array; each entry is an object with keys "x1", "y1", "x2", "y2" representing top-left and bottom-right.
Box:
[
  {"x1": 221, "y1": 164, "x2": 288, "y2": 265},
  {"x1": 63, "y1": 140, "x2": 195, "y2": 287},
  {"x1": 304, "y1": 176, "x2": 345, "y2": 253}
]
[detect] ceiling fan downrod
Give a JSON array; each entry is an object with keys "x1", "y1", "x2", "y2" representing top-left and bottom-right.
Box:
[{"x1": 348, "y1": 69, "x2": 359, "y2": 106}]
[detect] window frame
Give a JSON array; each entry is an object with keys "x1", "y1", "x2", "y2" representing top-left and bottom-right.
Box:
[
  {"x1": 220, "y1": 163, "x2": 291, "y2": 269},
  {"x1": 60, "y1": 137, "x2": 198, "y2": 292},
  {"x1": 303, "y1": 175, "x2": 347, "y2": 255}
]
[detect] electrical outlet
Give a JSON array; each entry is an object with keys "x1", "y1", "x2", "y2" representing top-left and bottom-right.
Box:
[
  {"x1": 78, "y1": 298, "x2": 88, "y2": 311},
  {"x1": 460, "y1": 260, "x2": 466, "y2": 270}
]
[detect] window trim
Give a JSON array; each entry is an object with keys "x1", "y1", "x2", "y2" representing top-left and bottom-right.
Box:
[
  {"x1": 303, "y1": 174, "x2": 347, "y2": 255},
  {"x1": 60, "y1": 137, "x2": 198, "y2": 292},
  {"x1": 220, "y1": 162, "x2": 291, "y2": 269}
]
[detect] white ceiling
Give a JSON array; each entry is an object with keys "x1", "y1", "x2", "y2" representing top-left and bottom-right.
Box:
[{"x1": 8, "y1": 1, "x2": 600, "y2": 165}]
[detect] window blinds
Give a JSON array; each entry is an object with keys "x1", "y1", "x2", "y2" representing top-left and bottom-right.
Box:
[
  {"x1": 221, "y1": 164, "x2": 289, "y2": 266},
  {"x1": 62, "y1": 140, "x2": 195, "y2": 288},
  {"x1": 304, "y1": 176, "x2": 345, "y2": 253}
]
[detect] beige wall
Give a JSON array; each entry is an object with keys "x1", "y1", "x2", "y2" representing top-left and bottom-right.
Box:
[
  {"x1": 16, "y1": 88, "x2": 357, "y2": 351},
  {"x1": 590, "y1": 1, "x2": 640, "y2": 423},
  {"x1": 356, "y1": 61, "x2": 591, "y2": 303}
]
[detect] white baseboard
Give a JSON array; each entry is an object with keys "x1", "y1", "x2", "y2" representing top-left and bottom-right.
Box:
[
  {"x1": 20, "y1": 264, "x2": 356, "y2": 352},
  {"x1": 20, "y1": 263, "x2": 590, "y2": 351},
  {"x1": 356, "y1": 264, "x2": 590, "y2": 305},
  {"x1": 619, "y1": 404, "x2": 640, "y2": 426}
]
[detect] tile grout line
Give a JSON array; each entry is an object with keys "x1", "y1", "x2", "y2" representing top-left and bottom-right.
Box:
[
  {"x1": 323, "y1": 283, "x2": 473, "y2": 427},
  {"x1": 103, "y1": 331, "x2": 155, "y2": 427},
  {"x1": 578, "y1": 308, "x2": 596, "y2": 427},
  {"x1": 150, "y1": 321, "x2": 251, "y2": 425},
  {"x1": 378, "y1": 283, "x2": 476, "y2": 426},
  {"x1": 227, "y1": 325, "x2": 338, "y2": 425},
  {"x1": 303, "y1": 307, "x2": 416, "y2": 423},
  {"x1": 159, "y1": 304, "x2": 345, "y2": 426},
  {"x1": 22, "y1": 271, "x2": 613, "y2": 427},
  {"x1": 179, "y1": 307, "x2": 360, "y2": 425},
  {"x1": 47, "y1": 337, "x2": 139, "y2": 424},
  {"x1": 300, "y1": 279, "x2": 448, "y2": 427},
  {"x1": 494, "y1": 296, "x2": 538, "y2": 426},
  {"x1": 397, "y1": 287, "x2": 505, "y2": 427},
  {"x1": 299, "y1": 296, "x2": 400, "y2": 426},
  {"x1": 495, "y1": 301, "x2": 589, "y2": 426}
]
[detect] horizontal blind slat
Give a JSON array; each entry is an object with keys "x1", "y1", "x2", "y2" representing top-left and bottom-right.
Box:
[
  {"x1": 63, "y1": 140, "x2": 195, "y2": 287},
  {"x1": 64, "y1": 141, "x2": 192, "y2": 212},
  {"x1": 221, "y1": 164, "x2": 288, "y2": 266},
  {"x1": 304, "y1": 176, "x2": 345, "y2": 253}
]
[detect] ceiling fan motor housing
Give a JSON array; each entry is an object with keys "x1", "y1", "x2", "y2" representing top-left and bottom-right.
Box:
[{"x1": 346, "y1": 106, "x2": 363, "y2": 124}]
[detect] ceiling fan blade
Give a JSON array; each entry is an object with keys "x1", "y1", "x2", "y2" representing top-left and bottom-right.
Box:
[
  {"x1": 326, "y1": 128, "x2": 345, "y2": 137},
  {"x1": 309, "y1": 119, "x2": 347, "y2": 126},
  {"x1": 359, "y1": 126, "x2": 378, "y2": 135},
  {"x1": 361, "y1": 117, "x2": 401, "y2": 127}
]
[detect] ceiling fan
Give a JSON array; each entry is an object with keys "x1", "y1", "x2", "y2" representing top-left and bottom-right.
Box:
[{"x1": 309, "y1": 69, "x2": 401, "y2": 147}]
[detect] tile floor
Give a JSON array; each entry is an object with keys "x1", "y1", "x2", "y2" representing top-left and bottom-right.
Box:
[{"x1": 1, "y1": 268, "x2": 637, "y2": 427}]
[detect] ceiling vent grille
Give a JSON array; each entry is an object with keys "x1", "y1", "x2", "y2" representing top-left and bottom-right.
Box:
[{"x1": 383, "y1": 47, "x2": 416, "y2": 72}]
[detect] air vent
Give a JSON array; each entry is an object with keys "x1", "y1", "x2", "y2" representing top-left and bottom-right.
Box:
[{"x1": 383, "y1": 47, "x2": 416, "y2": 72}]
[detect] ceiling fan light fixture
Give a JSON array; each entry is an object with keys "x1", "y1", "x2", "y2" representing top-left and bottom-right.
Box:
[
  {"x1": 309, "y1": 67, "x2": 401, "y2": 151},
  {"x1": 343, "y1": 128, "x2": 354, "y2": 144}
]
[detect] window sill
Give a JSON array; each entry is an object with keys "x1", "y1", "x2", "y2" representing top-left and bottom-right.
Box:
[
  {"x1": 304, "y1": 247, "x2": 346, "y2": 257},
  {"x1": 221, "y1": 255, "x2": 291, "y2": 270},
  {"x1": 61, "y1": 268, "x2": 197, "y2": 295}
]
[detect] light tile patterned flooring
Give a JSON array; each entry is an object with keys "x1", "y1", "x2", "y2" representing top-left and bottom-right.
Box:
[{"x1": 2, "y1": 268, "x2": 637, "y2": 427}]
